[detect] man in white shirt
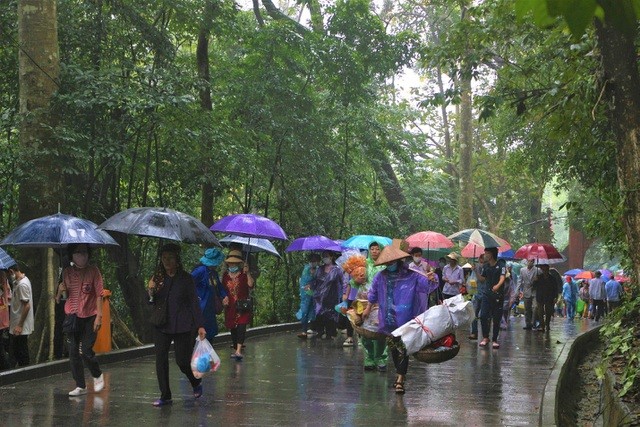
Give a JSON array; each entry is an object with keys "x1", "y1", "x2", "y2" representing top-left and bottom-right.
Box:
[
  {"x1": 408, "y1": 248, "x2": 431, "y2": 275},
  {"x1": 442, "y1": 252, "x2": 465, "y2": 300},
  {"x1": 518, "y1": 259, "x2": 540, "y2": 330},
  {"x1": 8, "y1": 264, "x2": 34, "y2": 367}
]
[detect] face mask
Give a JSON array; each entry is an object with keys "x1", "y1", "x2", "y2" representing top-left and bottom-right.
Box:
[
  {"x1": 228, "y1": 266, "x2": 240, "y2": 273},
  {"x1": 310, "y1": 262, "x2": 319, "y2": 268},
  {"x1": 386, "y1": 263, "x2": 398, "y2": 272},
  {"x1": 439, "y1": 262, "x2": 445, "y2": 268},
  {"x1": 72, "y1": 252, "x2": 89, "y2": 268},
  {"x1": 413, "y1": 257, "x2": 421, "y2": 264},
  {"x1": 9, "y1": 274, "x2": 16, "y2": 282},
  {"x1": 322, "y1": 257, "x2": 332, "y2": 265}
]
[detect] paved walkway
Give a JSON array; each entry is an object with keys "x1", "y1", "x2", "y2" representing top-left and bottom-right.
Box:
[{"x1": 0, "y1": 317, "x2": 596, "y2": 426}]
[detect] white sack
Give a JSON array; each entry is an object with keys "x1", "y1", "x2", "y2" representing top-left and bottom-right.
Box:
[
  {"x1": 443, "y1": 294, "x2": 475, "y2": 327},
  {"x1": 391, "y1": 295, "x2": 474, "y2": 355}
]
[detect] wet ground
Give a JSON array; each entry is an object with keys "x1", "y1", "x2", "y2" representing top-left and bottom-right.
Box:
[{"x1": 0, "y1": 316, "x2": 595, "y2": 426}]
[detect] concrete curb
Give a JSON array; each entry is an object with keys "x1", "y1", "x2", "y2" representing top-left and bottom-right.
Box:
[
  {"x1": 0, "y1": 322, "x2": 298, "y2": 387},
  {"x1": 540, "y1": 326, "x2": 602, "y2": 426}
]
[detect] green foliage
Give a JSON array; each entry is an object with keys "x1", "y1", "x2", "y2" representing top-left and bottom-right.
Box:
[{"x1": 599, "y1": 296, "x2": 640, "y2": 397}]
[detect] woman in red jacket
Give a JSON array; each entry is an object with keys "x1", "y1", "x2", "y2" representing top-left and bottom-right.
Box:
[{"x1": 222, "y1": 250, "x2": 254, "y2": 361}]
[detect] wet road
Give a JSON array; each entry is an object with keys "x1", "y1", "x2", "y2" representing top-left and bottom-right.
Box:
[{"x1": 0, "y1": 317, "x2": 595, "y2": 426}]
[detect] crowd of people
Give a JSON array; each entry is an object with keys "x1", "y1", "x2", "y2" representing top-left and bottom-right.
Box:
[
  {"x1": 0, "y1": 240, "x2": 629, "y2": 402},
  {"x1": 294, "y1": 241, "x2": 629, "y2": 394}
]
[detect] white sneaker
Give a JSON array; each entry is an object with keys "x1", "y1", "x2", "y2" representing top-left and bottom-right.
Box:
[
  {"x1": 306, "y1": 329, "x2": 317, "y2": 335},
  {"x1": 93, "y1": 374, "x2": 104, "y2": 392},
  {"x1": 69, "y1": 387, "x2": 87, "y2": 396}
]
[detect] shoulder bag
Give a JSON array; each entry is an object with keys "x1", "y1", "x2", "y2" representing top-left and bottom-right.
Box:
[{"x1": 150, "y1": 278, "x2": 174, "y2": 328}]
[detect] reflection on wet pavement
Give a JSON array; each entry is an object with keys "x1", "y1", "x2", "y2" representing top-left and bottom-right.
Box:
[{"x1": 0, "y1": 317, "x2": 595, "y2": 426}]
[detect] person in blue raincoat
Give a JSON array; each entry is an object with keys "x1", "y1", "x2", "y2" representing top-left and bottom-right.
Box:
[
  {"x1": 296, "y1": 253, "x2": 320, "y2": 338},
  {"x1": 362, "y1": 244, "x2": 439, "y2": 394},
  {"x1": 562, "y1": 276, "x2": 578, "y2": 319},
  {"x1": 191, "y1": 248, "x2": 229, "y2": 341}
]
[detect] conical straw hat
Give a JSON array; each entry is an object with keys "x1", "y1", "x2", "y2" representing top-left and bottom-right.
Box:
[{"x1": 374, "y1": 240, "x2": 410, "y2": 266}]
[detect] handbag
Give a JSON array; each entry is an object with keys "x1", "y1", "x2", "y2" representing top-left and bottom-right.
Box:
[
  {"x1": 236, "y1": 298, "x2": 253, "y2": 313},
  {"x1": 150, "y1": 298, "x2": 169, "y2": 327},
  {"x1": 150, "y1": 278, "x2": 174, "y2": 328},
  {"x1": 62, "y1": 313, "x2": 79, "y2": 333}
]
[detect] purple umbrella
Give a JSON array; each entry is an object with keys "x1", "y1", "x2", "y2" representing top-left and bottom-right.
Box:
[
  {"x1": 285, "y1": 235, "x2": 342, "y2": 252},
  {"x1": 210, "y1": 213, "x2": 287, "y2": 240}
]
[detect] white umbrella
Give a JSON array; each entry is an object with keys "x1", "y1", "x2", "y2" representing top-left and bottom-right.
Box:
[{"x1": 219, "y1": 235, "x2": 280, "y2": 258}]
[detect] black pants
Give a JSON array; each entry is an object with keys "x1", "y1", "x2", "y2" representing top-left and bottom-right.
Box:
[
  {"x1": 230, "y1": 324, "x2": 247, "y2": 347},
  {"x1": 67, "y1": 315, "x2": 101, "y2": 388},
  {"x1": 315, "y1": 312, "x2": 337, "y2": 338},
  {"x1": 0, "y1": 328, "x2": 10, "y2": 369},
  {"x1": 154, "y1": 329, "x2": 200, "y2": 401},
  {"x1": 390, "y1": 342, "x2": 409, "y2": 376},
  {"x1": 480, "y1": 293, "x2": 504, "y2": 342},
  {"x1": 10, "y1": 334, "x2": 30, "y2": 367},
  {"x1": 593, "y1": 299, "x2": 606, "y2": 321}
]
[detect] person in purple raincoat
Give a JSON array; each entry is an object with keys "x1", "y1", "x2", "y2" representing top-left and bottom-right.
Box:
[
  {"x1": 311, "y1": 251, "x2": 343, "y2": 339},
  {"x1": 362, "y1": 244, "x2": 439, "y2": 394}
]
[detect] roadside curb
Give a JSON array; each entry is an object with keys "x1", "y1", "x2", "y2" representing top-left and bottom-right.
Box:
[
  {"x1": 0, "y1": 322, "x2": 298, "y2": 387},
  {"x1": 540, "y1": 326, "x2": 602, "y2": 426}
]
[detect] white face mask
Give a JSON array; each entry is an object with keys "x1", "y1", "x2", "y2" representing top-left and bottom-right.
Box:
[
  {"x1": 310, "y1": 262, "x2": 319, "y2": 268},
  {"x1": 413, "y1": 256, "x2": 421, "y2": 264},
  {"x1": 322, "y1": 257, "x2": 332, "y2": 265},
  {"x1": 9, "y1": 274, "x2": 16, "y2": 282}
]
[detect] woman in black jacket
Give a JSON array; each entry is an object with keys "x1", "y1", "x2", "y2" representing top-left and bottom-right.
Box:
[{"x1": 148, "y1": 243, "x2": 206, "y2": 406}]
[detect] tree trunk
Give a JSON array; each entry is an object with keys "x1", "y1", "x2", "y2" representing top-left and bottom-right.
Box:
[
  {"x1": 595, "y1": 20, "x2": 640, "y2": 284},
  {"x1": 17, "y1": 0, "x2": 61, "y2": 221},
  {"x1": 458, "y1": 74, "x2": 474, "y2": 229},
  {"x1": 109, "y1": 235, "x2": 153, "y2": 342},
  {"x1": 198, "y1": 1, "x2": 216, "y2": 227},
  {"x1": 18, "y1": 0, "x2": 62, "y2": 359}
]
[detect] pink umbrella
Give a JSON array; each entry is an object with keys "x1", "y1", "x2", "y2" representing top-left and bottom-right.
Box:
[
  {"x1": 514, "y1": 242, "x2": 565, "y2": 264},
  {"x1": 461, "y1": 242, "x2": 510, "y2": 259},
  {"x1": 405, "y1": 231, "x2": 454, "y2": 262},
  {"x1": 614, "y1": 274, "x2": 630, "y2": 283},
  {"x1": 405, "y1": 231, "x2": 454, "y2": 250}
]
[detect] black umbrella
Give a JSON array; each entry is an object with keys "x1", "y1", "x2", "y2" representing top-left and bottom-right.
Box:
[
  {"x1": 1, "y1": 213, "x2": 119, "y2": 248},
  {"x1": 99, "y1": 207, "x2": 220, "y2": 246}
]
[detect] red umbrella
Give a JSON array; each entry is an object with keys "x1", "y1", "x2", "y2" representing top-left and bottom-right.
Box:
[
  {"x1": 614, "y1": 275, "x2": 630, "y2": 283},
  {"x1": 575, "y1": 270, "x2": 595, "y2": 280},
  {"x1": 514, "y1": 243, "x2": 565, "y2": 264},
  {"x1": 461, "y1": 242, "x2": 511, "y2": 259},
  {"x1": 405, "y1": 231, "x2": 454, "y2": 250}
]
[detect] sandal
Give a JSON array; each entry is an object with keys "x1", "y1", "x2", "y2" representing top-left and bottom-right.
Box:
[
  {"x1": 479, "y1": 339, "x2": 489, "y2": 347},
  {"x1": 297, "y1": 332, "x2": 308, "y2": 339},
  {"x1": 395, "y1": 382, "x2": 405, "y2": 394},
  {"x1": 468, "y1": 334, "x2": 477, "y2": 340},
  {"x1": 492, "y1": 341, "x2": 500, "y2": 349}
]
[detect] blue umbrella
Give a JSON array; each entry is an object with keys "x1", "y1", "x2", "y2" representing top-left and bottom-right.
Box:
[
  {"x1": 286, "y1": 235, "x2": 342, "y2": 252},
  {"x1": 0, "y1": 248, "x2": 16, "y2": 269},
  {"x1": 1, "y1": 213, "x2": 118, "y2": 248},
  {"x1": 563, "y1": 268, "x2": 583, "y2": 277},
  {"x1": 342, "y1": 235, "x2": 392, "y2": 250},
  {"x1": 219, "y1": 235, "x2": 280, "y2": 258},
  {"x1": 498, "y1": 249, "x2": 517, "y2": 260}
]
